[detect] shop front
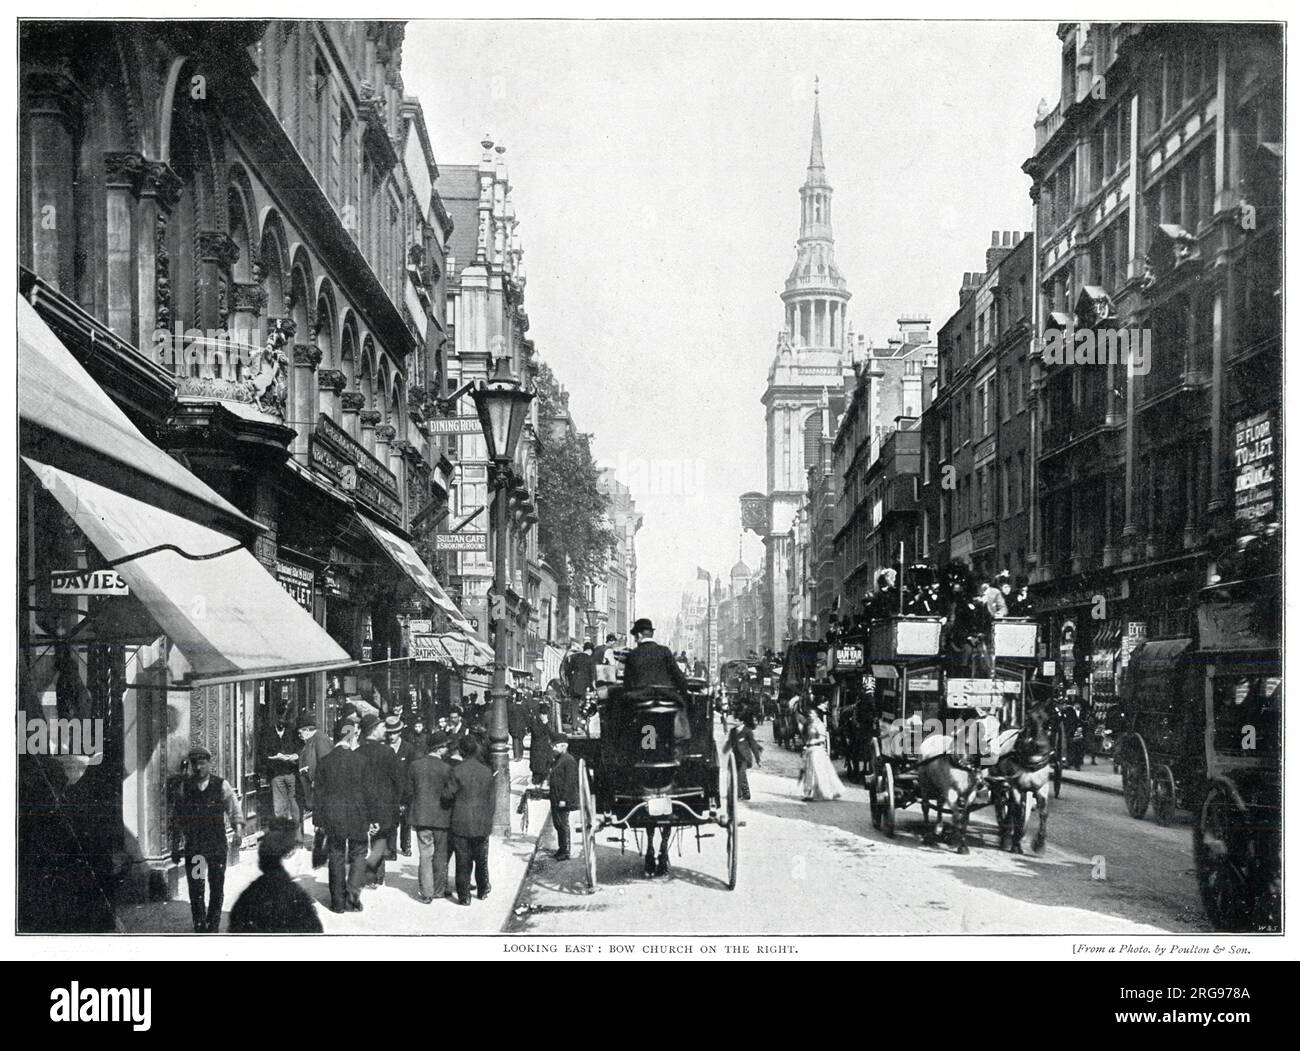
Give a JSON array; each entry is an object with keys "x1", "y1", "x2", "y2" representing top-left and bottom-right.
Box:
[{"x1": 18, "y1": 298, "x2": 353, "y2": 925}]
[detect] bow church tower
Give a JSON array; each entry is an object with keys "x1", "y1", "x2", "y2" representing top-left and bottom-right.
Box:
[{"x1": 746, "y1": 80, "x2": 856, "y2": 651}]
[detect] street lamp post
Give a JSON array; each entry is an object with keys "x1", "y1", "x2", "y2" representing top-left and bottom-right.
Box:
[{"x1": 471, "y1": 358, "x2": 535, "y2": 836}]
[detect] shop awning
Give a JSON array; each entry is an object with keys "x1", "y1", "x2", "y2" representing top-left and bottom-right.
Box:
[
  {"x1": 450, "y1": 628, "x2": 495, "y2": 665},
  {"x1": 1129, "y1": 637, "x2": 1193, "y2": 677},
  {"x1": 24, "y1": 457, "x2": 353, "y2": 687},
  {"x1": 356, "y1": 512, "x2": 479, "y2": 635},
  {"x1": 19, "y1": 295, "x2": 256, "y2": 533}
]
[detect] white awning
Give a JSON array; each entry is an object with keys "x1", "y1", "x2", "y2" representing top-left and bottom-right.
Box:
[
  {"x1": 19, "y1": 295, "x2": 255, "y2": 531},
  {"x1": 355, "y1": 513, "x2": 480, "y2": 637},
  {"x1": 24, "y1": 457, "x2": 353, "y2": 687}
]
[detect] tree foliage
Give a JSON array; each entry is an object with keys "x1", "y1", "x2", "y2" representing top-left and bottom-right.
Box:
[{"x1": 534, "y1": 363, "x2": 616, "y2": 598}]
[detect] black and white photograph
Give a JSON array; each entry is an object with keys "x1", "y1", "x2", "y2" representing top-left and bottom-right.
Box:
[{"x1": 10, "y1": 8, "x2": 1289, "y2": 958}]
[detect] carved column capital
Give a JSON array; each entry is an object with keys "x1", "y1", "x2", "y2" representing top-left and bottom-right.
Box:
[
  {"x1": 141, "y1": 161, "x2": 184, "y2": 209},
  {"x1": 375, "y1": 423, "x2": 398, "y2": 443},
  {"x1": 103, "y1": 150, "x2": 145, "y2": 190},
  {"x1": 317, "y1": 369, "x2": 347, "y2": 393},
  {"x1": 292, "y1": 344, "x2": 323, "y2": 369},
  {"x1": 341, "y1": 391, "x2": 367, "y2": 413},
  {"x1": 198, "y1": 229, "x2": 240, "y2": 268},
  {"x1": 231, "y1": 282, "x2": 269, "y2": 313},
  {"x1": 359, "y1": 409, "x2": 383, "y2": 427}
]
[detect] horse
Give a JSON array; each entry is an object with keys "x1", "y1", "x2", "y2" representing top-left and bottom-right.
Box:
[
  {"x1": 914, "y1": 718, "x2": 995, "y2": 855},
  {"x1": 987, "y1": 702, "x2": 1055, "y2": 854}
]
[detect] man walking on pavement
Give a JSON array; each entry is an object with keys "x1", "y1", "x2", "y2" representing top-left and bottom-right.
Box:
[
  {"x1": 547, "y1": 734, "x2": 580, "y2": 861},
  {"x1": 296, "y1": 718, "x2": 331, "y2": 867},
  {"x1": 407, "y1": 731, "x2": 455, "y2": 903},
  {"x1": 171, "y1": 746, "x2": 245, "y2": 932},
  {"x1": 508, "y1": 691, "x2": 529, "y2": 761},
  {"x1": 386, "y1": 715, "x2": 418, "y2": 858},
  {"x1": 529, "y1": 707, "x2": 556, "y2": 786},
  {"x1": 357, "y1": 713, "x2": 404, "y2": 889},
  {"x1": 313, "y1": 722, "x2": 368, "y2": 913},
  {"x1": 441, "y1": 736, "x2": 495, "y2": 906}
]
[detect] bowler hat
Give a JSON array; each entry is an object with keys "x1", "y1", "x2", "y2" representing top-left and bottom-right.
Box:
[
  {"x1": 188, "y1": 746, "x2": 212, "y2": 761},
  {"x1": 359, "y1": 713, "x2": 381, "y2": 737},
  {"x1": 631, "y1": 617, "x2": 654, "y2": 635},
  {"x1": 551, "y1": 732, "x2": 569, "y2": 744},
  {"x1": 258, "y1": 817, "x2": 299, "y2": 861},
  {"x1": 298, "y1": 717, "x2": 317, "y2": 730},
  {"x1": 427, "y1": 731, "x2": 452, "y2": 751}
]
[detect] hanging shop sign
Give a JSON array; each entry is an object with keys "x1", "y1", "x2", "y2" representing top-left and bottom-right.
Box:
[
  {"x1": 1233, "y1": 411, "x2": 1275, "y2": 525},
  {"x1": 50, "y1": 568, "x2": 129, "y2": 596},
  {"x1": 434, "y1": 531, "x2": 488, "y2": 552},
  {"x1": 310, "y1": 412, "x2": 401, "y2": 521},
  {"x1": 274, "y1": 560, "x2": 316, "y2": 612},
  {"x1": 410, "y1": 634, "x2": 446, "y2": 661},
  {"x1": 425, "y1": 417, "x2": 483, "y2": 435},
  {"x1": 832, "y1": 643, "x2": 864, "y2": 670}
]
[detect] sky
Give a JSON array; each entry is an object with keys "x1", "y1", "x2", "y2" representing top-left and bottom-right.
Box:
[{"x1": 402, "y1": 19, "x2": 1063, "y2": 629}]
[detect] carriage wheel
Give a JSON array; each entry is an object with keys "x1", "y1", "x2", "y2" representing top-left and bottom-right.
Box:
[
  {"x1": 725, "y1": 751, "x2": 739, "y2": 890},
  {"x1": 868, "y1": 741, "x2": 883, "y2": 830},
  {"x1": 1194, "y1": 783, "x2": 1253, "y2": 931},
  {"x1": 1152, "y1": 764, "x2": 1177, "y2": 826},
  {"x1": 882, "y1": 762, "x2": 897, "y2": 839},
  {"x1": 1121, "y1": 735, "x2": 1151, "y2": 820},
  {"x1": 578, "y1": 759, "x2": 597, "y2": 893}
]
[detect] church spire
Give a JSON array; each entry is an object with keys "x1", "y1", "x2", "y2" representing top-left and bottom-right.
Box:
[{"x1": 809, "y1": 76, "x2": 824, "y2": 170}]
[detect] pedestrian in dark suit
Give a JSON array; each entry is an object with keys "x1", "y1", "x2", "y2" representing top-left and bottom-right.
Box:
[
  {"x1": 229, "y1": 818, "x2": 323, "y2": 933},
  {"x1": 508, "y1": 693, "x2": 529, "y2": 761},
  {"x1": 622, "y1": 618, "x2": 690, "y2": 876},
  {"x1": 357, "y1": 714, "x2": 404, "y2": 889},
  {"x1": 442, "y1": 736, "x2": 495, "y2": 905},
  {"x1": 723, "y1": 715, "x2": 763, "y2": 800},
  {"x1": 312, "y1": 725, "x2": 368, "y2": 913},
  {"x1": 171, "y1": 746, "x2": 245, "y2": 932},
  {"x1": 529, "y1": 709, "x2": 556, "y2": 786},
  {"x1": 385, "y1": 716, "x2": 418, "y2": 858},
  {"x1": 296, "y1": 719, "x2": 332, "y2": 867},
  {"x1": 547, "y1": 735, "x2": 581, "y2": 860},
  {"x1": 407, "y1": 732, "x2": 455, "y2": 903}
]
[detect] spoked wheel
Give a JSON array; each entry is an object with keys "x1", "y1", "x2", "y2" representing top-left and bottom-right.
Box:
[
  {"x1": 1151, "y1": 764, "x2": 1177, "y2": 826},
  {"x1": 1194, "y1": 782, "x2": 1255, "y2": 932},
  {"x1": 578, "y1": 759, "x2": 597, "y2": 893},
  {"x1": 882, "y1": 762, "x2": 897, "y2": 839},
  {"x1": 868, "y1": 741, "x2": 883, "y2": 830},
  {"x1": 725, "y1": 751, "x2": 739, "y2": 890},
  {"x1": 1121, "y1": 734, "x2": 1151, "y2": 820}
]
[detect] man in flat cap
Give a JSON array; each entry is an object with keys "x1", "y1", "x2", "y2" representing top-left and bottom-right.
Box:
[
  {"x1": 297, "y1": 717, "x2": 331, "y2": 867},
  {"x1": 171, "y1": 746, "x2": 245, "y2": 932},
  {"x1": 228, "y1": 817, "x2": 323, "y2": 934}
]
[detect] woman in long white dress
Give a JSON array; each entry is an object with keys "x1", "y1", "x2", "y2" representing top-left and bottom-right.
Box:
[{"x1": 800, "y1": 705, "x2": 845, "y2": 801}]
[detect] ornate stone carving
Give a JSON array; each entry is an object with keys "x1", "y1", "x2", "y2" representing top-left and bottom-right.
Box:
[
  {"x1": 243, "y1": 319, "x2": 290, "y2": 418},
  {"x1": 103, "y1": 151, "x2": 144, "y2": 189},
  {"x1": 177, "y1": 376, "x2": 257, "y2": 403},
  {"x1": 341, "y1": 391, "x2": 366, "y2": 413},
  {"x1": 230, "y1": 281, "x2": 268, "y2": 314},
  {"x1": 197, "y1": 229, "x2": 240, "y2": 268},
  {"x1": 359, "y1": 409, "x2": 383, "y2": 427},
  {"x1": 317, "y1": 369, "x2": 347, "y2": 393},
  {"x1": 155, "y1": 217, "x2": 172, "y2": 331},
  {"x1": 142, "y1": 161, "x2": 184, "y2": 209},
  {"x1": 375, "y1": 423, "x2": 397, "y2": 443},
  {"x1": 292, "y1": 344, "x2": 323, "y2": 369}
]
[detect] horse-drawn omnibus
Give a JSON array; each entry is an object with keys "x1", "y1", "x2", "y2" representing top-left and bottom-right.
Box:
[
  {"x1": 1192, "y1": 570, "x2": 1280, "y2": 932},
  {"x1": 566, "y1": 676, "x2": 739, "y2": 892},
  {"x1": 774, "y1": 641, "x2": 827, "y2": 749}
]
